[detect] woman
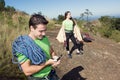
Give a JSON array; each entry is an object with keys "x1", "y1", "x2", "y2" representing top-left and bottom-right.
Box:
[{"x1": 62, "y1": 11, "x2": 83, "y2": 58}]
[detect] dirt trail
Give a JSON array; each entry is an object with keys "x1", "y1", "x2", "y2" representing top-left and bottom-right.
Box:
[{"x1": 47, "y1": 28, "x2": 120, "y2": 80}]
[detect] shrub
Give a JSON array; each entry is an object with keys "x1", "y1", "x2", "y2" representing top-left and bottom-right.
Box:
[{"x1": 110, "y1": 30, "x2": 120, "y2": 42}]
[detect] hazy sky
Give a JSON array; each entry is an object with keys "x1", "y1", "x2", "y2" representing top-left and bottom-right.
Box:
[{"x1": 5, "y1": 0, "x2": 120, "y2": 18}]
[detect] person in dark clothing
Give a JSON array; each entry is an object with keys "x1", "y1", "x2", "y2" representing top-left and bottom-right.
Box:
[{"x1": 62, "y1": 11, "x2": 83, "y2": 58}]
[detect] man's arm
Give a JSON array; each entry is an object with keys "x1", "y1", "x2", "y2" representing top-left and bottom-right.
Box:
[
  {"x1": 20, "y1": 59, "x2": 55, "y2": 76},
  {"x1": 21, "y1": 46, "x2": 60, "y2": 76},
  {"x1": 50, "y1": 46, "x2": 56, "y2": 57}
]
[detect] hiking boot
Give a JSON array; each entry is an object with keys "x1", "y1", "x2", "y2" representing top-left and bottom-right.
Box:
[
  {"x1": 68, "y1": 54, "x2": 72, "y2": 58},
  {"x1": 80, "y1": 50, "x2": 84, "y2": 54},
  {"x1": 67, "y1": 51, "x2": 70, "y2": 54},
  {"x1": 76, "y1": 50, "x2": 83, "y2": 55},
  {"x1": 76, "y1": 50, "x2": 81, "y2": 55}
]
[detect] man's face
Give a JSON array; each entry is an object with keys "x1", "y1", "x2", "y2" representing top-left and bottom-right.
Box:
[{"x1": 31, "y1": 24, "x2": 47, "y2": 39}]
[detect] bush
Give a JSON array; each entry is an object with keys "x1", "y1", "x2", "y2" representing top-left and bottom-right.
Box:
[
  {"x1": 0, "y1": 11, "x2": 29, "y2": 79},
  {"x1": 110, "y1": 30, "x2": 120, "y2": 42}
]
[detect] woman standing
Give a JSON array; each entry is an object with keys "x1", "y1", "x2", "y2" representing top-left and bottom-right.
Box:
[{"x1": 62, "y1": 11, "x2": 83, "y2": 58}]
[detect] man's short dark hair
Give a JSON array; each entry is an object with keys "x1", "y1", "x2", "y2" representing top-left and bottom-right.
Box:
[{"x1": 29, "y1": 14, "x2": 49, "y2": 29}]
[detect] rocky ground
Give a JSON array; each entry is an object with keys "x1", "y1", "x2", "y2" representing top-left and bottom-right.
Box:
[{"x1": 47, "y1": 27, "x2": 120, "y2": 80}]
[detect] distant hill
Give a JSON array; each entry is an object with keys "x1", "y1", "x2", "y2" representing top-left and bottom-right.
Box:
[{"x1": 75, "y1": 14, "x2": 120, "y2": 21}]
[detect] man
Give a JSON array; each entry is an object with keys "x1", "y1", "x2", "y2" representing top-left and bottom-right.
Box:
[{"x1": 12, "y1": 14, "x2": 60, "y2": 80}]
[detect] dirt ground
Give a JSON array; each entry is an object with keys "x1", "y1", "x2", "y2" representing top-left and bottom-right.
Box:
[{"x1": 46, "y1": 27, "x2": 120, "y2": 80}]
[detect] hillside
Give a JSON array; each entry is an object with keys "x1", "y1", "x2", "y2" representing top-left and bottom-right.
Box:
[
  {"x1": 47, "y1": 27, "x2": 120, "y2": 80},
  {"x1": 0, "y1": 11, "x2": 120, "y2": 80}
]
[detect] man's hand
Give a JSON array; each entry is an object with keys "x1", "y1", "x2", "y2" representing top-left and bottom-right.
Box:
[
  {"x1": 52, "y1": 60, "x2": 60, "y2": 67},
  {"x1": 46, "y1": 59, "x2": 56, "y2": 65}
]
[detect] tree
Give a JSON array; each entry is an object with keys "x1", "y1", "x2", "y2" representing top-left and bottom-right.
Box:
[
  {"x1": 58, "y1": 14, "x2": 64, "y2": 21},
  {"x1": 83, "y1": 9, "x2": 93, "y2": 29},
  {"x1": 0, "y1": 0, "x2": 5, "y2": 11},
  {"x1": 38, "y1": 11, "x2": 42, "y2": 15},
  {"x1": 84, "y1": 9, "x2": 92, "y2": 23},
  {"x1": 114, "y1": 18, "x2": 120, "y2": 30},
  {"x1": 5, "y1": 6, "x2": 15, "y2": 12},
  {"x1": 79, "y1": 13, "x2": 85, "y2": 20},
  {"x1": 99, "y1": 16, "x2": 114, "y2": 27}
]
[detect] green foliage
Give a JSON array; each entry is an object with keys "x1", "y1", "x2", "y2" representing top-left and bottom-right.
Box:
[
  {"x1": 99, "y1": 16, "x2": 113, "y2": 27},
  {"x1": 114, "y1": 18, "x2": 120, "y2": 30},
  {"x1": 0, "y1": 12, "x2": 5, "y2": 24},
  {"x1": 5, "y1": 5, "x2": 15, "y2": 12},
  {"x1": 7, "y1": 15, "x2": 14, "y2": 26},
  {"x1": 99, "y1": 16, "x2": 120, "y2": 31},
  {"x1": 57, "y1": 14, "x2": 64, "y2": 22},
  {"x1": 98, "y1": 25, "x2": 112, "y2": 38},
  {"x1": 103, "y1": 29, "x2": 112, "y2": 38},
  {"x1": 0, "y1": 11, "x2": 29, "y2": 79},
  {"x1": 0, "y1": 56, "x2": 27, "y2": 79},
  {"x1": 98, "y1": 16, "x2": 120, "y2": 42},
  {"x1": 0, "y1": 0, "x2": 5, "y2": 11},
  {"x1": 47, "y1": 22, "x2": 55, "y2": 29},
  {"x1": 110, "y1": 30, "x2": 120, "y2": 42},
  {"x1": 18, "y1": 16, "x2": 26, "y2": 25},
  {"x1": 77, "y1": 20, "x2": 86, "y2": 29},
  {"x1": 99, "y1": 16, "x2": 111, "y2": 22},
  {"x1": 0, "y1": 0, "x2": 16, "y2": 13}
]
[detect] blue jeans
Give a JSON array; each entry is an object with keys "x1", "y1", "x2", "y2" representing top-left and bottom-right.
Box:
[{"x1": 27, "y1": 70, "x2": 60, "y2": 80}]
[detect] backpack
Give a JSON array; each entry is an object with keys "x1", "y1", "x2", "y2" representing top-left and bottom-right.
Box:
[{"x1": 82, "y1": 33, "x2": 94, "y2": 42}]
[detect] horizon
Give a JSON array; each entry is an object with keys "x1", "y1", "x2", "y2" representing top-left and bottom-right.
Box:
[{"x1": 74, "y1": 14, "x2": 120, "y2": 21}]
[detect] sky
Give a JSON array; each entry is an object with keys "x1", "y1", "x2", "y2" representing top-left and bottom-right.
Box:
[{"x1": 5, "y1": 0, "x2": 120, "y2": 19}]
